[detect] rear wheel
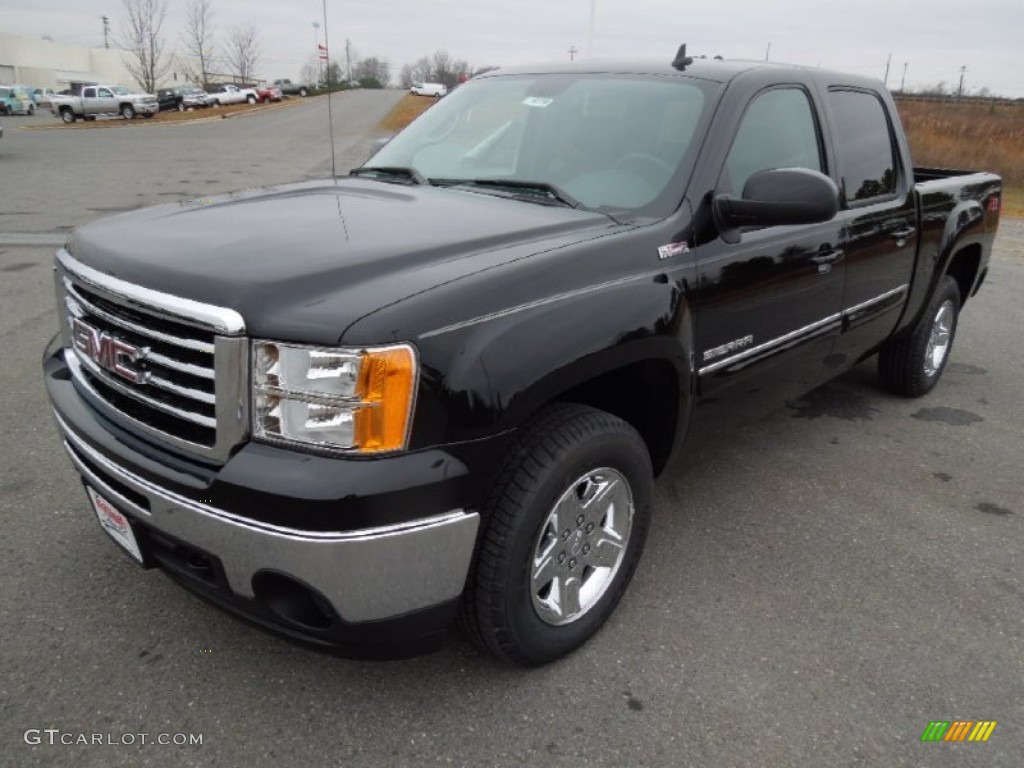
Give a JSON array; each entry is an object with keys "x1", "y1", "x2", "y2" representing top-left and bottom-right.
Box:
[
  {"x1": 120, "y1": 104, "x2": 135, "y2": 119},
  {"x1": 299, "y1": 87, "x2": 308, "y2": 97},
  {"x1": 60, "y1": 108, "x2": 76, "y2": 124},
  {"x1": 177, "y1": 100, "x2": 185, "y2": 112},
  {"x1": 878, "y1": 275, "x2": 960, "y2": 397},
  {"x1": 460, "y1": 403, "x2": 653, "y2": 665}
]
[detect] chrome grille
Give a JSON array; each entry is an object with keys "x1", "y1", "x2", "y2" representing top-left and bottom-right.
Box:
[{"x1": 56, "y1": 249, "x2": 248, "y2": 463}]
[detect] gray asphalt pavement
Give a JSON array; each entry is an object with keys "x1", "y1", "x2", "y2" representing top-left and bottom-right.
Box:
[{"x1": 1, "y1": 100, "x2": 1022, "y2": 767}]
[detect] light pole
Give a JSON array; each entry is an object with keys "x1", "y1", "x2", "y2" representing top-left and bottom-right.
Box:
[
  {"x1": 900, "y1": 62, "x2": 908, "y2": 93},
  {"x1": 312, "y1": 21, "x2": 321, "y2": 85}
]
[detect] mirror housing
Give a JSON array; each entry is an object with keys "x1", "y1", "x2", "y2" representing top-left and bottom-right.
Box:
[{"x1": 713, "y1": 168, "x2": 839, "y2": 243}]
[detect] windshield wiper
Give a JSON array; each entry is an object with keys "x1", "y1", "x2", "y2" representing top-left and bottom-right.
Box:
[
  {"x1": 430, "y1": 178, "x2": 581, "y2": 209},
  {"x1": 349, "y1": 166, "x2": 427, "y2": 185}
]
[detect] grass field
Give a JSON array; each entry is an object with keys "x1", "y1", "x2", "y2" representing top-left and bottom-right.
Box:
[
  {"x1": 377, "y1": 93, "x2": 436, "y2": 134},
  {"x1": 896, "y1": 98, "x2": 1024, "y2": 216}
]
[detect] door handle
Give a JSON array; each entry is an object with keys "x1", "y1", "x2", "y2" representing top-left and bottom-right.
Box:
[
  {"x1": 890, "y1": 226, "x2": 917, "y2": 245},
  {"x1": 811, "y1": 249, "x2": 844, "y2": 274}
]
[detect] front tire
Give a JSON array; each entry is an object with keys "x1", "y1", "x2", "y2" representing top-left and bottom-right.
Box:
[
  {"x1": 120, "y1": 104, "x2": 135, "y2": 119},
  {"x1": 461, "y1": 404, "x2": 653, "y2": 665},
  {"x1": 878, "y1": 275, "x2": 960, "y2": 397},
  {"x1": 246, "y1": 95, "x2": 256, "y2": 104}
]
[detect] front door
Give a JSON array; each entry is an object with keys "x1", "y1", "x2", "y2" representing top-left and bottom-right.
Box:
[{"x1": 696, "y1": 86, "x2": 844, "y2": 400}]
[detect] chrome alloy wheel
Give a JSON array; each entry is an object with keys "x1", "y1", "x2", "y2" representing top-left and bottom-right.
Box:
[
  {"x1": 530, "y1": 468, "x2": 634, "y2": 626},
  {"x1": 924, "y1": 299, "x2": 955, "y2": 377}
]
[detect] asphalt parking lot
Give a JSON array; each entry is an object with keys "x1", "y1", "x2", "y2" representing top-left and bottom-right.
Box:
[{"x1": 1, "y1": 96, "x2": 1022, "y2": 767}]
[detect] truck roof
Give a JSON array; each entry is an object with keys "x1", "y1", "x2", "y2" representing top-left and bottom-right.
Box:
[{"x1": 482, "y1": 58, "x2": 883, "y2": 91}]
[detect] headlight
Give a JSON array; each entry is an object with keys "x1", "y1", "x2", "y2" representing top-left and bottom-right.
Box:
[{"x1": 253, "y1": 341, "x2": 417, "y2": 453}]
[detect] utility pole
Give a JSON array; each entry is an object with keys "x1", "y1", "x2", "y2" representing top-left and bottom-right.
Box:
[
  {"x1": 900, "y1": 62, "x2": 908, "y2": 92},
  {"x1": 765, "y1": 42, "x2": 771, "y2": 61},
  {"x1": 883, "y1": 52, "x2": 892, "y2": 87},
  {"x1": 345, "y1": 38, "x2": 351, "y2": 82},
  {"x1": 587, "y1": 0, "x2": 596, "y2": 56},
  {"x1": 568, "y1": 45, "x2": 578, "y2": 61},
  {"x1": 101, "y1": 15, "x2": 110, "y2": 49},
  {"x1": 957, "y1": 65, "x2": 967, "y2": 98}
]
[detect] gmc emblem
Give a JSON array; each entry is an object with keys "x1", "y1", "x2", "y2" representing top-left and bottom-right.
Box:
[{"x1": 71, "y1": 317, "x2": 150, "y2": 384}]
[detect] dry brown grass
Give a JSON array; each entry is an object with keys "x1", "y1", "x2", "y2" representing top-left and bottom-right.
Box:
[
  {"x1": 376, "y1": 93, "x2": 436, "y2": 134},
  {"x1": 896, "y1": 98, "x2": 1024, "y2": 216}
]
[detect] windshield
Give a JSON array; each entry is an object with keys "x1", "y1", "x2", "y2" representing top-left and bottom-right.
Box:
[
  {"x1": 111, "y1": 86, "x2": 130, "y2": 95},
  {"x1": 367, "y1": 73, "x2": 713, "y2": 216}
]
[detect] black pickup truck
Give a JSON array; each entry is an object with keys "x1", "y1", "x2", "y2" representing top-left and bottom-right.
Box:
[{"x1": 43, "y1": 49, "x2": 1001, "y2": 665}]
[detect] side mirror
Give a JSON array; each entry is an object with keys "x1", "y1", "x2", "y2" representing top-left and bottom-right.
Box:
[{"x1": 713, "y1": 168, "x2": 839, "y2": 244}]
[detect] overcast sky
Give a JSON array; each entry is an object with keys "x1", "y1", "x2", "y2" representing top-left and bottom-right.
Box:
[{"x1": 3, "y1": 0, "x2": 1023, "y2": 96}]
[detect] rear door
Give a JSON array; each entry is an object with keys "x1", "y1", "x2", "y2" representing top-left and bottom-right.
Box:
[
  {"x1": 696, "y1": 84, "x2": 844, "y2": 399},
  {"x1": 824, "y1": 88, "x2": 917, "y2": 361}
]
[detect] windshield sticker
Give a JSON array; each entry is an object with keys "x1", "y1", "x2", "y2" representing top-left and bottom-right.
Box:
[
  {"x1": 657, "y1": 242, "x2": 690, "y2": 260},
  {"x1": 522, "y1": 97, "x2": 554, "y2": 108}
]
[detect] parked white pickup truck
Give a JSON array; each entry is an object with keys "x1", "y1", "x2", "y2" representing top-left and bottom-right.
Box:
[
  {"x1": 51, "y1": 85, "x2": 159, "y2": 123},
  {"x1": 206, "y1": 84, "x2": 258, "y2": 106}
]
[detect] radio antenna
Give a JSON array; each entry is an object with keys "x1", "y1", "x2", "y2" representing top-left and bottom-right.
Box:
[{"x1": 322, "y1": 0, "x2": 337, "y2": 178}]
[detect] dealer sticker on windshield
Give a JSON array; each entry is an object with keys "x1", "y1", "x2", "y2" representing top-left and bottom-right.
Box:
[
  {"x1": 522, "y1": 97, "x2": 554, "y2": 108},
  {"x1": 87, "y1": 486, "x2": 143, "y2": 564}
]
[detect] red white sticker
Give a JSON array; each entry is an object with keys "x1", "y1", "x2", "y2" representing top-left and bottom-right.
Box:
[
  {"x1": 988, "y1": 196, "x2": 1000, "y2": 213},
  {"x1": 657, "y1": 241, "x2": 690, "y2": 260}
]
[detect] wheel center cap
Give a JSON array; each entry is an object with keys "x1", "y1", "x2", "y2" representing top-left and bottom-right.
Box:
[{"x1": 570, "y1": 530, "x2": 585, "y2": 556}]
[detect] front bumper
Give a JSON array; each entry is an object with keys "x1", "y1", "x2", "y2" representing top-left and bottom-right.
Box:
[{"x1": 45, "y1": 340, "x2": 481, "y2": 657}]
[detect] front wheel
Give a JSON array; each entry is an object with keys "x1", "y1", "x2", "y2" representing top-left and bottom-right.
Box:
[
  {"x1": 120, "y1": 104, "x2": 135, "y2": 119},
  {"x1": 460, "y1": 403, "x2": 653, "y2": 665},
  {"x1": 878, "y1": 275, "x2": 961, "y2": 397},
  {"x1": 246, "y1": 95, "x2": 256, "y2": 104}
]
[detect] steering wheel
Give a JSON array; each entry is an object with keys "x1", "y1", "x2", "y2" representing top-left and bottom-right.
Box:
[{"x1": 614, "y1": 153, "x2": 674, "y2": 179}]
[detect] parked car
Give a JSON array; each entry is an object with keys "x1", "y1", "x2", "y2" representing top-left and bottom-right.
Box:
[
  {"x1": 156, "y1": 85, "x2": 211, "y2": 112},
  {"x1": 33, "y1": 87, "x2": 58, "y2": 107},
  {"x1": 254, "y1": 85, "x2": 282, "y2": 103},
  {"x1": 206, "y1": 84, "x2": 258, "y2": 106},
  {"x1": 273, "y1": 79, "x2": 310, "y2": 97},
  {"x1": 50, "y1": 85, "x2": 159, "y2": 123},
  {"x1": 41, "y1": 50, "x2": 1001, "y2": 664},
  {"x1": 0, "y1": 86, "x2": 36, "y2": 115},
  {"x1": 410, "y1": 82, "x2": 447, "y2": 98}
]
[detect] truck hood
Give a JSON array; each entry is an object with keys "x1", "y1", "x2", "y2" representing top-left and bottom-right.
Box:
[{"x1": 66, "y1": 179, "x2": 618, "y2": 343}]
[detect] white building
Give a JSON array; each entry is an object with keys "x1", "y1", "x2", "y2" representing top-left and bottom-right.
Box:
[{"x1": 0, "y1": 32, "x2": 204, "y2": 92}]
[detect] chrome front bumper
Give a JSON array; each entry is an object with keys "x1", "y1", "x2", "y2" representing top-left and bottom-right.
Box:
[{"x1": 55, "y1": 412, "x2": 480, "y2": 624}]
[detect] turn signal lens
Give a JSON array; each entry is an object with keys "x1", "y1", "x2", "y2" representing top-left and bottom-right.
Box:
[{"x1": 354, "y1": 347, "x2": 417, "y2": 452}]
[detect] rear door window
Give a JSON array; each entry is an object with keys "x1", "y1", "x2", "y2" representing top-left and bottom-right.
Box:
[{"x1": 827, "y1": 90, "x2": 899, "y2": 202}]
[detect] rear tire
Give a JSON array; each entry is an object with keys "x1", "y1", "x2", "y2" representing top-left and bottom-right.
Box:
[
  {"x1": 60, "y1": 108, "x2": 76, "y2": 124},
  {"x1": 878, "y1": 275, "x2": 960, "y2": 397},
  {"x1": 299, "y1": 87, "x2": 308, "y2": 97},
  {"x1": 460, "y1": 403, "x2": 653, "y2": 666}
]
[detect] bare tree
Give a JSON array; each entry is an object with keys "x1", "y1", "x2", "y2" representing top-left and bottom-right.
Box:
[
  {"x1": 399, "y1": 63, "x2": 414, "y2": 89},
  {"x1": 353, "y1": 56, "x2": 390, "y2": 87},
  {"x1": 225, "y1": 25, "x2": 260, "y2": 84},
  {"x1": 182, "y1": 0, "x2": 215, "y2": 87},
  {"x1": 119, "y1": 0, "x2": 171, "y2": 93},
  {"x1": 299, "y1": 54, "x2": 320, "y2": 87}
]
